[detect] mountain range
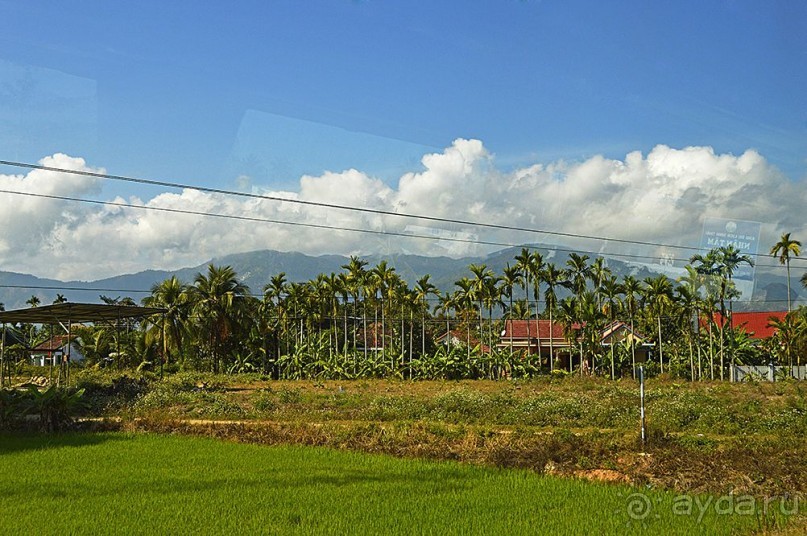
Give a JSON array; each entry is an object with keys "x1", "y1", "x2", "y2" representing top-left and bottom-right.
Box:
[{"x1": 0, "y1": 246, "x2": 795, "y2": 311}]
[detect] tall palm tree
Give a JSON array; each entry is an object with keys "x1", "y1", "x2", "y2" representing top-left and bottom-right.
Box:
[
  {"x1": 370, "y1": 261, "x2": 397, "y2": 359},
  {"x1": 264, "y1": 272, "x2": 288, "y2": 359},
  {"x1": 501, "y1": 264, "x2": 523, "y2": 353},
  {"x1": 514, "y1": 249, "x2": 535, "y2": 355},
  {"x1": 529, "y1": 252, "x2": 545, "y2": 359},
  {"x1": 469, "y1": 263, "x2": 495, "y2": 351},
  {"x1": 691, "y1": 250, "x2": 722, "y2": 379},
  {"x1": 342, "y1": 255, "x2": 369, "y2": 360},
  {"x1": 599, "y1": 274, "x2": 623, "y2": 379},
  {"x1": 674, "y1": 283, "x2": 699, "y2": 381},
  {"x1": 642, "y1": 275, "x2": 674, "y2": 375},
  {"x1": 566, "y1": 253, "x2": 591, "y2": 296},
  {"x1": 589, "y1": 256, "x2": 611, "y2": 309},
  {"x1": 435, "y1": 292, "x2": 457, "y2": 347},
  {"x1": 677, "y1": 266, "x2": 704, "y2": 380},
  {"x1": 621, "y1": 275, "x2": 641, "y2": 377},
  {"x1": 143, "y1": 275, "x2": 190, "y2": 366},
  {"x1": 541, "y1": 263, "x2": 565, "y2": 369},
  {"x1": 557, "y1": 296, "x2": 579, "y2": 373},
  {"x1": 717, "y1": 245, "x2": 754, "y2": 373},
  {"x1": 576, "y1": 290, "x2": 605, "y2": 375},
  {"x1": 482, "y1": 274, "x2": 504, "y2": 356},
  {"x1": 336, "y1": 272, "x2": 351, "y2": 357},
  {"x1": 454, "y1": 277, "x2": 476, "y2": 361},
  {"x1": 188, "y1": 265, "x2": 250, "y2": 373},
  {"x1": 770, "y1": 233, "x2": 801, "y2": 313},
  {"x1": 414, "y1": 275, "x2": 438, "y2": 357}
]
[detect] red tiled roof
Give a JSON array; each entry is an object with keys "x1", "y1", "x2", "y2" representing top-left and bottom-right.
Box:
[
  {"x1": 502, "y1": 319, "x2": 649, "y2": 346},
  {"x1": 501, "y1": 320, "x2": 570, "y2": 341},
  {"x1": 703, "y1": 311, "x2": 786, "y2": 339},
  {"x1": 32, "y1": 335, "x2": 74, "y2": 352},
  {"x1": 732, "y1": 311, "x2": 786, "y2": 339}
]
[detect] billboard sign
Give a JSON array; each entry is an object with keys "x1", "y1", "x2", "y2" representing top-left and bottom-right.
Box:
[{"x1": 699, "y1": 218, "x2": 761, "y2": 297}]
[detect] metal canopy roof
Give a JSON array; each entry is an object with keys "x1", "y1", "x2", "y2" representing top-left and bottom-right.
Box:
[{"x1": 0, "y1": 303, "x2": 165, "y2": 324}]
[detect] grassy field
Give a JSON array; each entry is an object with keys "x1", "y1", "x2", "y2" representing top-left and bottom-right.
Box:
[
  {"x1": 62, "y1": 371, "x2": 807, "y2": 497},
  {"x1": 0, "y1": 432, "x2": 790, "y2": 535}
]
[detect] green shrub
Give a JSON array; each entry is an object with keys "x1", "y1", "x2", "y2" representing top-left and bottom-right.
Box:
[
  {"x1": 20, "y1": 385, "x2": 88, "y2": 432},
  {"x1": 364, "y1": 396, "x2": 425, "y2": 421},
  {"x1": 252, "y1": 390, "x2": 277, "y2": 412},
  {"x1": 277, "y1": 387, "x2": 302, "y2": 404},
  {"x1": 432, "y1": 389, "x2": 489, "y2": 423}
]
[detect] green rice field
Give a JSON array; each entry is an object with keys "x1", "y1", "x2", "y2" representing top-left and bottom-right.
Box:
[{"x1": 0, "y1": 433, "x2": 790, "y2": 535}]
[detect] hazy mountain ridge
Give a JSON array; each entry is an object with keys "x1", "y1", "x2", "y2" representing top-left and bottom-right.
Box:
[{"x1": 0, "y1": 246, "x2": 796, "y2": 311}]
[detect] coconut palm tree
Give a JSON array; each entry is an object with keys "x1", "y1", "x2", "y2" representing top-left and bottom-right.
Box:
[
  {"x1": 770, "y1": 233, "x2": 801, "y2": 313},
  {"x1": 188, "y1": 265, "x2": 250, "y2": 373},
  {"x1": 143, "y1": 276, "x2": 190, "y2": 366}
]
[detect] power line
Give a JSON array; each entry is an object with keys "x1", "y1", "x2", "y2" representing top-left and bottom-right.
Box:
[
  {"x1": 0, "y1": 187, "x2": 797, "y2": 270},
  {"x1": 0, "y1": 188, "x2": 512, "y2": 249},
  {"x1": 5, "y1": 158, "x2": 798, "y2": 264}
]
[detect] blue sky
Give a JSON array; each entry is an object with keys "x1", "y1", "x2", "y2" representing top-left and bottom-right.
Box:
[
  {"x1": 0, "y1": 1, "x2": 806, "y2": 280},
  {"x1": 2, "y1": 0, "x2": 805, "y2": 186}
]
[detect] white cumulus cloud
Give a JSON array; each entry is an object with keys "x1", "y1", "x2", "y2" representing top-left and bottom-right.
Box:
[{"x1": 0, "y1": 140, "x2": 804, "y2": 281}]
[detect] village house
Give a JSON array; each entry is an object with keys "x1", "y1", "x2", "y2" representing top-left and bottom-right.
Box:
[
  {"x1": 498, "y1": 319, "x2": 652, "y2": 370},
  {"x1": 29, "y1": 335, "x2": 85, "y2": 367}
]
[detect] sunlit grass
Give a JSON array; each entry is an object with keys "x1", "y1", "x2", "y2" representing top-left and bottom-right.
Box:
[{"x1": 0, "y1": 433, "x2": 787, "y2": 535}]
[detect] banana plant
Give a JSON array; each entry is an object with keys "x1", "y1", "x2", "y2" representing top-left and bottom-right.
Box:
[{"x1": 21, "y1": 385, "x2": 87, "y2": 432}]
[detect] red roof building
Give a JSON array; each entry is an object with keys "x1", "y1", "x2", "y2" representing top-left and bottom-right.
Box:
[
  {"x1": 498, "y1": 319, "x2": 652, "y2": 370},
  {"x1": 498, "y1": 319, "x2": 650, "y2": 352},
  {"x1": 706, "y1": 311, "x2": 787, "y2": 339}
]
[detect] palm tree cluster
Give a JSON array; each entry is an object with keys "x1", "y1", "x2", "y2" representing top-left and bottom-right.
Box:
[{"x1": 14, "y1": 236, "x2": 803, "y2": 381}]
